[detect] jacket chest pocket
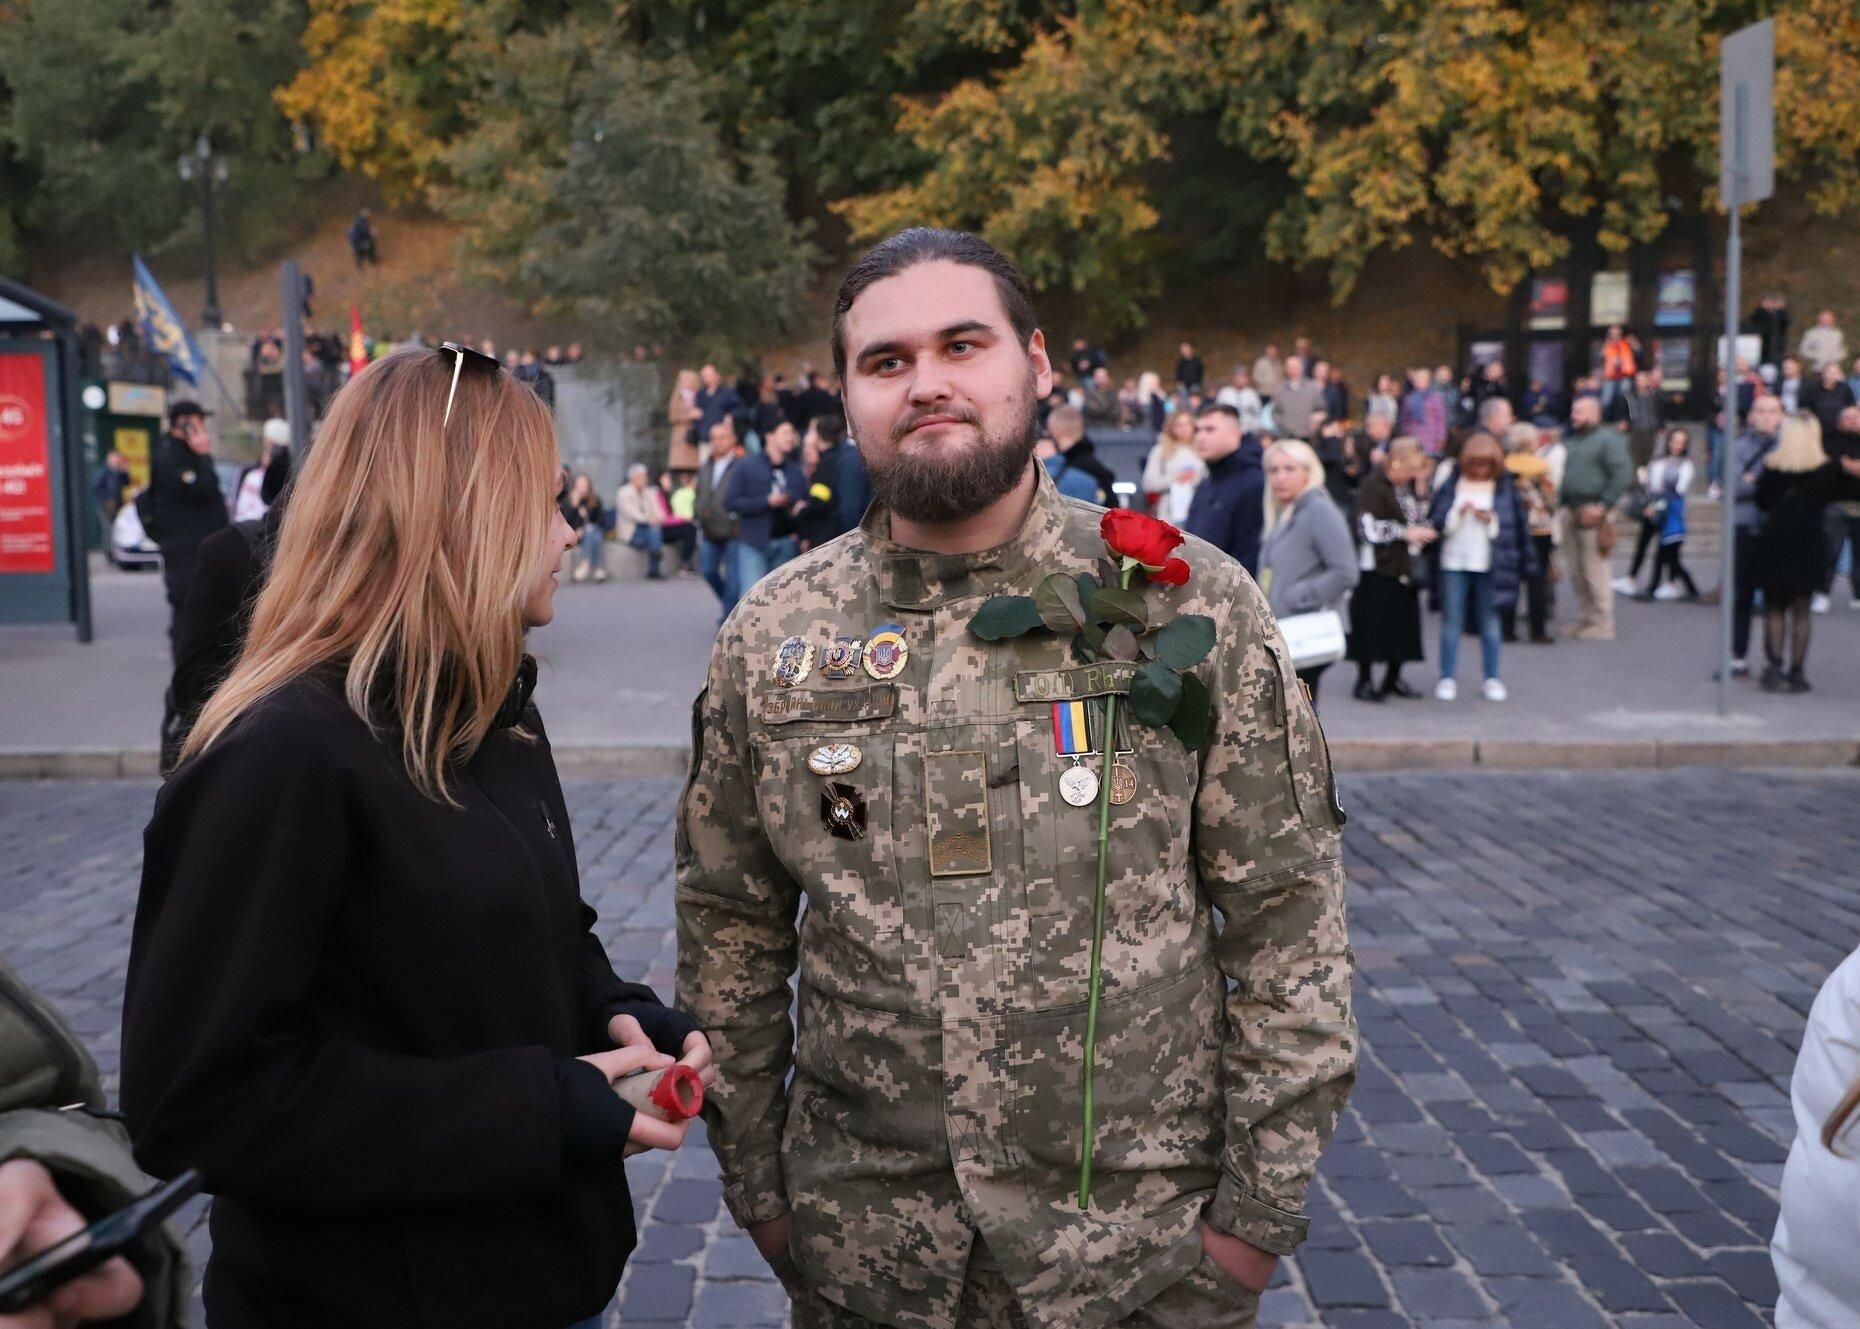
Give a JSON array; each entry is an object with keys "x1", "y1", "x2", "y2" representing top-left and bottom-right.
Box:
[
  {"x1": 1019, "y1": 702, "x2": 1190, "y2": 929},
  {"x1": 750, "y1": 729, "x2": 902, "y2": 940}
]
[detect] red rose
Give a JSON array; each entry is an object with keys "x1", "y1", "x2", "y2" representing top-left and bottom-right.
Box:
[
  {"x1": 1100, "y1": 509, "x2": 1185, "y2": 569},
  {"x1": 1147, "y1": 557, "x2": 1190, "y2": 586}
]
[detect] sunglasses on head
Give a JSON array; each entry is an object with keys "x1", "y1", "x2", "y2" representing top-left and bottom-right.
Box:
[{"x1": 440, "y1": 341, "x2": 503, "y2": 427}]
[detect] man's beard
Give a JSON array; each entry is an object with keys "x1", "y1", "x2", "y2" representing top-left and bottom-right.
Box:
[{"x1": 863, "y1": 384, "x2": 1039, "y2": 525}]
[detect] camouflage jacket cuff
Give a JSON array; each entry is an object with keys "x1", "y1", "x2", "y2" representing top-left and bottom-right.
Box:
[
  {"x1": 1205, "y1": 1175, "x2": 1310, "y2": 1256},
  {"x1": 721, "y1": 1156, "x2": 790, "y2": 1229}
]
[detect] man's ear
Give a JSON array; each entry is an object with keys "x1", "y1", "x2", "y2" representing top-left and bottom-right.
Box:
[{"x1": 1028, "y1": 329, "x2": 1054, "y2": 399}]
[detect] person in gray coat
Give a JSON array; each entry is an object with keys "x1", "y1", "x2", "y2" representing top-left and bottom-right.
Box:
[{"x1": 1259, "y1": 438, "x2": 1360, "y2": 707}]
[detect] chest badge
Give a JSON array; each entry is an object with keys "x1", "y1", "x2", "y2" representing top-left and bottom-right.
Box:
[
  {"x1": 820, "y1": 636, "x2": 864, "y2": 680},
  {"x1": 863, "y1": 624, "x2": 909, "y2": 681},
  {"x1": 807, "y1": 743, "x2": 862, "y2": 776},
  {"x1": 1052, "y1": 698, "x2": 1101, "y2": 806},
  {"x1": 1109, "y1": 759, "x2": 1136, "y2": 806},
  {"x1": 773, "y1": 636, "x2": 816, "y2": 688},
  {"x1": 821, "y1": 782, "x2": 868, "y2": 840}
]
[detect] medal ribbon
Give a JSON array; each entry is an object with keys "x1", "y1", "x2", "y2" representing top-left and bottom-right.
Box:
[{"x1": 1051, "y1": 700, "x2": 1092, "y2": 756}]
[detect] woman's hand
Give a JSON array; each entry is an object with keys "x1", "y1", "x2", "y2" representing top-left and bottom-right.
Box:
[{"x1": 577, "y1": 1044, "x2": 689, "y2": 1157}]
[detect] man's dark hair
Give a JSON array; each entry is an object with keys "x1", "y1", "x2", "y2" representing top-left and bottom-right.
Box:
[
  {"x1": 831, "y1": 228, "x2": 1038, "y2": 382},
  {"x1": 812, "y1": 411, "x2": 847, "y2": 448},
  {"x1": 1195, "y1": 401, "x2": 1241, "y2": 423}
]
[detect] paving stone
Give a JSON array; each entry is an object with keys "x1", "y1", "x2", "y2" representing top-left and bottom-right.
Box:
[
  {"x1": 1706, "y1": 1249, "x2": 1781, "y2": 1307},
  {"x1": 1358, "y1": 1219, "x2": 1455, "y2": 1268},
  {"x1": 1390, "y1": 1267, "x2": 1488, "y2": 1319},
  {"x1": 1444, "y1": 1224, "x2": 1559, "y2": 1278},
  {"x1": 1664, "y1": 1280, "x2": 1770, "y2": 1329},
  {"x1": 1298, "y1": 1249, "x2": 1392, "y2": 1308},
  {"x1": 1567, "y1": 1251, "x2": 1674, "y2": 1312}
]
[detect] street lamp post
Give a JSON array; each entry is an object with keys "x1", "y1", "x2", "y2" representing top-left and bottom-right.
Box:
[{"x1": 178, "y1": 134, "x2": 229, "y2": 331}]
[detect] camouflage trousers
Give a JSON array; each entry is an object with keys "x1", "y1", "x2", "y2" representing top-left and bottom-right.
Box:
[{"x1": 785, "y1": 1245, "x2": 1260, "y2": 1329}]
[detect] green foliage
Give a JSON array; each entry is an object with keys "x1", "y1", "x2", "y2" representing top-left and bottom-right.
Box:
[
  {"x1": 440, "y1": 19, "x2": 817, "y2": 362},
  {"x1": 1169, "y1": 671, "x2": 1211, "y2": 749},
  {"x1": 1154, "y1": 614, "x2": 1215, "y2": 670},
  {"x1": 0, "y1": 0, "x2": 309, "y2": 269},
  {"x1": 1128, "y1": 661, "x2": 1184, "y2": 727},
  {"x1": 971, "y1": 594, "x2": 1044, "y2": 640}
]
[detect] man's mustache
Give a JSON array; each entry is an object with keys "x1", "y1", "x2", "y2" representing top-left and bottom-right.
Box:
[{"x1": 891, "y1": 407, "x2": 981, "y2": 444}]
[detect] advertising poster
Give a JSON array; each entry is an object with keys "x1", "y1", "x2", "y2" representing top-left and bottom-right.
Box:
[
  {"x1": 0, "y1": 351, "x2": 55, "y2": 575},
  {"x1": 1590, "y1": 271, "x2": 1630, "y2": 327},
  {"x1": 1529, "y1": 277, "x2": 1569, "y2": 330},
  {"x1": 1655, "y1": 270, "x2": 1696, "y2": 328}
]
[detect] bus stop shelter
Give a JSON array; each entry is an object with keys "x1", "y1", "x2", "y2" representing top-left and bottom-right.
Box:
[{"x1": 0, "y1": 276, "x2": 91, "y2": 641}]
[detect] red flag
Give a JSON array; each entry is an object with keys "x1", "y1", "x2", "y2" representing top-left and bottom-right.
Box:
[{"x1": 348, "y1": 305, "x2": 369, "y2": 377}]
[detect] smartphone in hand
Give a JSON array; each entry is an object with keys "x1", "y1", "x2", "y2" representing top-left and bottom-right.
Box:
[{"x1": 0, "y1": 1169, "x2": 200, "y2": 1313}]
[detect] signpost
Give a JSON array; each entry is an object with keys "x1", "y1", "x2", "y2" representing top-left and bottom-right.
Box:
[{"x1": 1717, "y1": 20, "x2": 1774, "y2": 717}]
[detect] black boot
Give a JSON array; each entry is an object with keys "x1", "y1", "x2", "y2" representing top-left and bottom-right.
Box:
[
  {"x1": 1786, "y1": 667, "x2": 1811, "y2": 693},
  {"x1": 1760, "y1": 661, "x2": 1785, "y2": 692}
]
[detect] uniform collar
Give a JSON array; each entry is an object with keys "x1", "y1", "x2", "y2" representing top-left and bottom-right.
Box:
[{"x1": 860, "y1": 464, "x2": 1073, "y2": 612}]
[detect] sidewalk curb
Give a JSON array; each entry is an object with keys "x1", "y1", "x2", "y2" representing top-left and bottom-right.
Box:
[{"x1": 5, "y1": 740, "x2": 1857, "y2": 780}]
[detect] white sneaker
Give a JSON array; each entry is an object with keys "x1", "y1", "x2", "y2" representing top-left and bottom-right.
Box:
[
  {"x1": 1811, "y1": 593, "x2": 1830, "y2": 614},
  {"x1": 1653, "y1": 584, "x2": 1683, "y2": 600},
  {"x1": 1610, "y1": 577, "x2": 1637, "y2": 595},
  {"x1": 1434, "y1": 679, "x2": 1458, "y2": 702},
  {"x1": 1483, "y1": 678, "x2": 1508, "y2": 702}
]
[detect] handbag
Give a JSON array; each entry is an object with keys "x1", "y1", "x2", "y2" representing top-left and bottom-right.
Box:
[{"x1": 1278, "y1": 609, "x2": 1348, "y2": 670}]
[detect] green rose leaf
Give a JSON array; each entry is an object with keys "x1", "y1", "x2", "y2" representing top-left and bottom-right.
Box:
[
  {"x1": 1090, "y1": 585, "x2": 1149, "y2": 629},
  {"x1": 1169, "y1": 671, "x2": 1212, "y2": 749},
  {"x1": 1075, "y1": 572, "x2": 1100, "y2": 610},
  {"x1": 1128, "y1": 660, "x2": 1183, "y2": 726},
  {"x1": 1079, "y1": 619, "x2": 1108, "y2": 652},
  {"x1": 1137, "y1": 634, "x2": 1158, "y2": 661},
  {"x1": 1155, "y1": 614, "x2": 1216, "y2": 669},
  {"x1": 1036, "y1": 572, "x2": 1087, "y2": 633},
  {"x1": 1102, "y1": 624, "x2": 1140, "y2": 661},
  {"x1": 971, "y1": 595, "x2": 1044, "y2": 641}
]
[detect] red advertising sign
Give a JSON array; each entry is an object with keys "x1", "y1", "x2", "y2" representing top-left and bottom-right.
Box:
[{"x1": 0, "y1": 352, "x2": 55, "y2": 574}]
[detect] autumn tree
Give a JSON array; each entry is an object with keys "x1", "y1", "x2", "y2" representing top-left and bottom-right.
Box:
[{"x1": 442, "y1": 18, "x2": 817, "y2": 361}]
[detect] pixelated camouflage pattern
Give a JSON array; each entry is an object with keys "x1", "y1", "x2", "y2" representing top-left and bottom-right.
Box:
[
  {"x1": 790, "y1": 1244, "x2": 1259, "y2": 1328},
  {"x1": 675, "y1": 466, "x2": 1355, "y2": 1329}
]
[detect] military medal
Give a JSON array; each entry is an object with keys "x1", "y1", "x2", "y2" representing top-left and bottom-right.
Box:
[
  {"x1": 1052, "y1": 699, "x2": 1101, "y2": 807},
  {"x1": 821, "y1": 636, "x2": 864, "y2": 680},
  {"x1": 821, "y1": 782, "x2": 867, "y2": 840},
  {"x1": 773, "y1": 636, "x2": 815, "y2": 688},
  {"x1": 863, "y1": 623, "x2": 909, "y2": 681},
  {"x1": 1109, "y1": 759, "x2": 1136, "y2": 806},
  {"x1": 807, "y1": 743, "x2": 862, "y2": 776}
]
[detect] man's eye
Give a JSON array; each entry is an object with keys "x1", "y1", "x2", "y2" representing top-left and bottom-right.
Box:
[
  {"x1": 949, "y1": 342, "x2": 974, "y2": 355},
  {"x1": 876, "y1": 357, "x2": 903, "y2": 373}
]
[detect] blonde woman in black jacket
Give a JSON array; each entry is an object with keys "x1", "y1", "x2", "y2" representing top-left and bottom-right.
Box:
[{"x1": 122, "y1": 348, "x2": 711, "y2": 1329}]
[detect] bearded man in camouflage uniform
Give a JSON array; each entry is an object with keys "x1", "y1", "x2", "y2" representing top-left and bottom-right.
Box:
[{"x1": 675, "y1": 229, "x2": 1356, "y2": 1329}]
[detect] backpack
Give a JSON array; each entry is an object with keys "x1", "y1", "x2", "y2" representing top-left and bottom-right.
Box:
[
  {"x1": 134, "y1": 483, "x2": 164, "y2": 545},
  {"x1": 0, "y1": 953, "x2": 189, "y2": 1326}
]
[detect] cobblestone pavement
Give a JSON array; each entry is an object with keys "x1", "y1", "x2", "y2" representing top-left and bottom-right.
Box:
[{"x1": 2, "y1": 769, "x2": 1854, "y2": 1327}]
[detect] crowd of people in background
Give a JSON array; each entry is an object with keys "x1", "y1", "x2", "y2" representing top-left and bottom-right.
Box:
[
  {"x1": 84, "y1": 288, "x2": 1860, "y2": 705},
  {"x1": 1015, "y1": 308, "x2": 1860, "y2": 705}
]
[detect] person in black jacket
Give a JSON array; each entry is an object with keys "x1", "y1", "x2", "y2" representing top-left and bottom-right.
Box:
[
  {"x1": 1182, "y1": 402, "x2": 1266, "y2": 575},
  {"x1": 121, "y1": 348, "x2": 711, "y2": 1329},
  {"x1": 143, "y1": 402, "x2": 230, "y2": 640}
]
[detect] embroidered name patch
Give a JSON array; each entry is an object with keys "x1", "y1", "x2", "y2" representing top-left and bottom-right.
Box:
[
  {"x1": 1014, "y1": 662, "x2": 1140, "y2": 703},
  {"x1": 760, "y1": 686, "x2": 898, "y2": 725}
]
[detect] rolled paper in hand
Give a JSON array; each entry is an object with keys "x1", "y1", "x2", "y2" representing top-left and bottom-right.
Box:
[{"x1": 613, "y1": 1063, "x2": 704, "y2": 1122}]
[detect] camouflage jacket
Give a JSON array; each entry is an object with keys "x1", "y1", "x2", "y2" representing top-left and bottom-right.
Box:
[{"x1": 675, "y1": 467, "x2": 1355, "y2": 1329}]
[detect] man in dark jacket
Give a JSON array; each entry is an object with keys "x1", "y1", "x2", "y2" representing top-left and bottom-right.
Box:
[
  {"x1": 1046, "y1": 405, "x2": 1119, "y2": 505},
  {"x1": 1183, "y1": 402, "x2": 1266, "y2": 575},
  {"x1": 795, "y1": 412, "x2": 859, "y2": 546},
  {"x1": 143, "y1": 402, "x2": 229, "y2": 644},
  {"x1": 725, "y1": 419, "x2": 807, "y2": 601},
  {"x1": 695, "y1": 363, "x2": 743, "y2": 439},
  {"x1": 693, "y1": 418, "x2": 741, "y2": 612}
]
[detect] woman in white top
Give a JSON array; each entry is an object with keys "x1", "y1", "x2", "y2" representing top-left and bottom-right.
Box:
[
  {"x1": 1422, "y1": 432, "x2": 1537, "y2": 702},
  {"x1": 1141, "y1": 409, "x2": 1206, "y2": 524},
  {"x1": 1775, "y1": 946, "x2": 1860, "y2": 1327}
]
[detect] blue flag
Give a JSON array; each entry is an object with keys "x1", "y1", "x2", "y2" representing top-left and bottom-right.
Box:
[{"x1": 131, "y1": 255, "x2": 205, "y2": 386}]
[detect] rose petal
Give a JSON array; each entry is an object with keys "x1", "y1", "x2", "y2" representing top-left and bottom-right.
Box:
[{"x1": 1148, "y1": 557, "x2": 1191, "y2": 586}]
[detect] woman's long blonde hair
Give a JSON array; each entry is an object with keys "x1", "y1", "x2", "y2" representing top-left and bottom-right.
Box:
[
  {"x1": 1262, "y1": 438, "x2": 1328, "y2": 535},
  {"x1": 1769, "y1": 409, "x2": 1829, "y2": 474},
  {"x1": 182, "y1": 348, "x2": 560, "y2": 802}
]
